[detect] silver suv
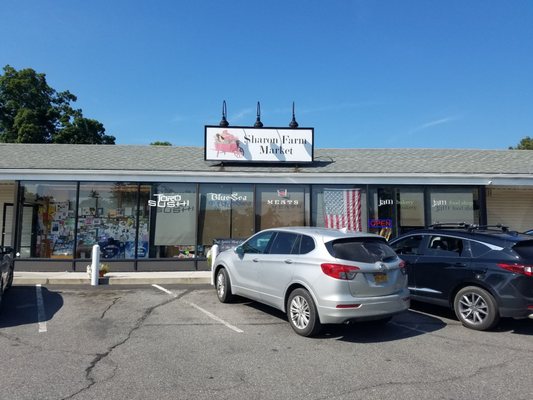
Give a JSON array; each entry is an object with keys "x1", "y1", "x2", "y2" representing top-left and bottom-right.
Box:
[{"x1": 213, "y1": 227, "x2": 410, "y2": 337}]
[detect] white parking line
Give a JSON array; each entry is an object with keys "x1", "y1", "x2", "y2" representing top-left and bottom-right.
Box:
[
  {"x1": 151, "y1": 284, "x2": 243, "y2": 333},
  {"x1": 35, "y1": 284, "x2": 47, "y2": 333},
  {"x1": 182, "y1": 300, "x2": 244, "y2": 334},
  {"x1": 391, "y1": 321, "x2": 430, "y2": 334},
  {"x1": 152, "y1": 284, "x2": 177, "y2": 297}
]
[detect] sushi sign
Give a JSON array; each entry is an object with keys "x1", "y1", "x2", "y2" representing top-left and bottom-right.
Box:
[{"x1": 204, "y1": 126, "x2": 314, "y2": 163}]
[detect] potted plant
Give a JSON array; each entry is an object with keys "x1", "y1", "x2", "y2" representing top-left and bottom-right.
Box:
[
  {"x1": 99, "y1": 263, "x2": 110, "y2": 277},
  {"x1": 86, "y1": 263, "x2": 110, "y2": 277}
]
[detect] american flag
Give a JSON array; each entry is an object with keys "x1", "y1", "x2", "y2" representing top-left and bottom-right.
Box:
[{"x1": 323, "y1": 189, "x2": 362, "y2": 231}]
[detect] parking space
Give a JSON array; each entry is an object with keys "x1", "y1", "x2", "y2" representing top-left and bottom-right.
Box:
[{"x1": 1, "y1": 284, "x2": 533, "y2": 400}]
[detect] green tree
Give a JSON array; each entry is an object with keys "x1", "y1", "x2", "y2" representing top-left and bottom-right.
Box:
[
  {"x1": 150, "y1": 141, "x2": 172, "y2": 146},
  {"x1": 54, "y1": 117, "x2": 115, "y2": 144},
  {"x1": 509, "y1": 137, "x2": 533, "y2": 150},
  {"x1": 0, "y1": 65, "x2": 115, "y2": 144}
]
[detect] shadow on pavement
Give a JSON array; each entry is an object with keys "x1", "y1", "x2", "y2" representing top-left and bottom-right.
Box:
[
  {"x1": 243, "y1": 298, "x2": 447, "y2": 342},
  {"x1": 409, "y1": 299, "x2": 533, "y2": 335},
  {"x1": 0, "y1": 286, "x2": 63, "y2": 329},
  {"x1": 320, "y1": 309, "x2": 446, "y2": 343}
]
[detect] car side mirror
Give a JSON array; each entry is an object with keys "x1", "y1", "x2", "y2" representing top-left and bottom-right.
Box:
[{"x1": 235, "y1": 245, "x2": 244, "y2": 256}]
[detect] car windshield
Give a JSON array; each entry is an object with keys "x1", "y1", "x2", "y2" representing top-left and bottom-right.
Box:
[{"x1": 326, "y1": 237, "x2": 397, "y2": 263}]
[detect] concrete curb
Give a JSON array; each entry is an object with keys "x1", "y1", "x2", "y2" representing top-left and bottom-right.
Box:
[{"x1": 13, "y1": 271, "x2": 212, "y2": 286}]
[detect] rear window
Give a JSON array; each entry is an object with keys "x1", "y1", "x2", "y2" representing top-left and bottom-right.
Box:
[
  {"x1": 326, "y1": 238, "x2": 397, "y2": 263},
  {"x1": 512, "y1": 240, "x2": 533, "y2": 260}
]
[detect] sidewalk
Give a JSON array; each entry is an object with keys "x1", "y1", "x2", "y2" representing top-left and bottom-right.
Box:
[{"x1": 13, "y1": 271, "x2": 212, "y2": 286}]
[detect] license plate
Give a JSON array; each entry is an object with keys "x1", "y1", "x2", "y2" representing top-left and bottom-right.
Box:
[{"x1": 373, "y1": 272, "x2": 388, "y2": 284}]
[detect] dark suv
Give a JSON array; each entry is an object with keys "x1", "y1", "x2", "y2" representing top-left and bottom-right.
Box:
[
  {"x1": 389, "y1": 224, "x2": 533, "y2": 331},
  {"x1": 0, "y1": 247, "x2": 16, "y2": 309}
]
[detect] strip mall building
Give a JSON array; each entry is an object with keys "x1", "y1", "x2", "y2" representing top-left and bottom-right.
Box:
[{"x1": 0, "y1": 126, "x2": 532, "y2": 272}]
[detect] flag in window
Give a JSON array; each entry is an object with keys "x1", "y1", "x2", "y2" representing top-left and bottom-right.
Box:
[{"x1": 323, "y1": 189, "x2": 362, "y2": 231}]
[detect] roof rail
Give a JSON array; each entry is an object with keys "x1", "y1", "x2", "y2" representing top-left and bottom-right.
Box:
[
  {"x1": 470, "y1": 224, "x2": 510, "y2": 232},
  {"x1": 428, "y1": 222, "x2": 471, "y2": 229},
  {"x1": 429, "y1": 222, "x2": 510, "y2": 233}
]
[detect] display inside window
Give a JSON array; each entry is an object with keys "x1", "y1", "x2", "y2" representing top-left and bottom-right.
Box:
[
  {"x1": 77, "y1": 183, "x2": 141, "y2": 259},
  {"x1": 370, "y1": 188, "x2": 394, "y2": 239},
  {"x1": 368, "y1": 187, "x2": 424, "y2": 239},
  {"x1": 136, "y1": 185, "x2": 151, "y2": 258},
  {"x1": 313, "y1": 186, "x2": 367, "y2": 232},
  {"x1": 20, "y1": 182, "x2": 77, "y2": 258}
]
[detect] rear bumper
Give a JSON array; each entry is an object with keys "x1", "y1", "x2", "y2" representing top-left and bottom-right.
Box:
[
  {"x1": 498, "y1": 304, "x2": 533, "y2": 319},
  {"x1": 316, "y1": 289, "x2": 410, "y2": 324},
  {"x1": 496, "y1": 290, "x2": 533, "y2": 319}
]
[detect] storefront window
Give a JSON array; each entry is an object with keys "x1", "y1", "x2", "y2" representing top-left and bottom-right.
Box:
[
  {"x1": 198, "y1": 184, "x2": 254, "y2": 257},
  {"x1": 368, "y1": 188, "x2": 395, "y2": 239},
  {"x1": 20, "y1": 182, "x2": 77, "y2": 258},
  {"x1": 149, "y1": 183, "x2": 197, "y2": 258},
  {"x1": 77, "y1": 183, "x2": 140, "y2": 259},
  {"x1": 312, "y1": 186, "x2": 366, "y2": 232},
  {"x1": 368, "y1": 187, "x2": 425, "y2": 239},
  {"x1": 256, "y1": 185, "x2": 308, "y2": 230},
  {"x1": 429, "y1": 188, "x2": 480, "y2": 225},
  {"x1": 137, "y1": 185, "x2": 151, "y2": 258},
  {"x1": 397, "y1": 188, "x2": 425, "y2": 233}
]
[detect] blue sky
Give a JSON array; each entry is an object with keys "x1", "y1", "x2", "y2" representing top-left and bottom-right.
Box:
[{"x1": 1, "y1": 0, "x2": 532, "y2": 149}]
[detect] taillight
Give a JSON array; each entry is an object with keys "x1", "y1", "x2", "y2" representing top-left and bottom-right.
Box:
[
  {"x1": 321, "y1": 263, "x2": 360, "y2": 280},
  {"x1": 497, "y1": 263, "x2": 533, "y2": 277},
  {"x1": 397, "y1": 259, "x2": 407, "y2": 275}
]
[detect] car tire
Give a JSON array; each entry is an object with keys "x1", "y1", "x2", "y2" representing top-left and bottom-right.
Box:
[
  {"x1": 453, "y1": 286, "x2": 500, "y2": 331},
  {"x1": 215, "y1": 268, "x2": 234, "y2": 303},
  {"x1": 287, "y1": 288, "x2": 322, "y2": 337}
]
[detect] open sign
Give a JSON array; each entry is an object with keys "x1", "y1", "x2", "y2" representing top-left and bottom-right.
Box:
[{"x1": 368, "y1": 219, "x2": 393, "y2": 228}]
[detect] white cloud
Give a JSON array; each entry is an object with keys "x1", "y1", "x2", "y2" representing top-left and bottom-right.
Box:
[
  {"x1": 409, "y1": 116, "x2": 460, "y2": 135},
  {"x1": 232, "y1": 107, "x2": 255, "y2": 122}
]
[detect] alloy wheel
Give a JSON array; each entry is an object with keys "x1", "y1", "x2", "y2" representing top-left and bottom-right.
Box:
[
  {"x1": 290, "y1": 295, "x2": 310, "y2": 329},
  {"x1": 457, "y1": 292, "x2": 488, "y2": 325},
  {"x1": 216, "y1": 272, "x2": 225, "y2": 299}
]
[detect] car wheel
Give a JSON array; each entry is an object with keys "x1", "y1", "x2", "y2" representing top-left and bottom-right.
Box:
[
  {"x1": 215, "y1": 268, "x2": 234, "y2": 303},
  {"x1": 453, "y1": 286, "x2": 500, "y2": 331},
  {"x1": 287, "y1": 288, "x2": 322, "y2": 337}
]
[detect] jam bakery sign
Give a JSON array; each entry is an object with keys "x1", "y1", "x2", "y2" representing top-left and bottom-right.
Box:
[{"x1": 204, "y1": 126, "x2": 314, "y2": 163}]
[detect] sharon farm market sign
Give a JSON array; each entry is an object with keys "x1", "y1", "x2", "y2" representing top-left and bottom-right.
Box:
[{"x1": 204, "y1": 126, "x2": 314, "y2": 163}]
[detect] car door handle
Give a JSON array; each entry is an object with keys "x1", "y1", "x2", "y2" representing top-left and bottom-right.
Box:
[
  {"x1": 285, "y1": 259, "x2": 293, "y2": 264},
  {"x1": 454, "y1": 262, "x2": 468, "y2": 267},
  {"x1": 253, "y1": 258, "x2": 259, "y2": 262}
]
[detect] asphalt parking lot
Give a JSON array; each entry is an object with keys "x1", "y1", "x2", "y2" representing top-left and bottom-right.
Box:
[{"x1": 1, "y1": 284, "x2": 533, "y2": 400}]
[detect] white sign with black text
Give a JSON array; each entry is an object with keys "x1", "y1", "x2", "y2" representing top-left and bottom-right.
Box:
[{"x1": 204, "y1": 127, "x2": 314, "y2": 163}]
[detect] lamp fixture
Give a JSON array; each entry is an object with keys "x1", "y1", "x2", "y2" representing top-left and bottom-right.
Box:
[
  {"x1": 254, "y1": 102, "x2": 263, "y2": 128},
  {"x1": 219, "y1": 100, "x2": 229, "y2": 127},
  {"x1": 289, "y1": 101, "x2": 299, "y2": 128}
]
